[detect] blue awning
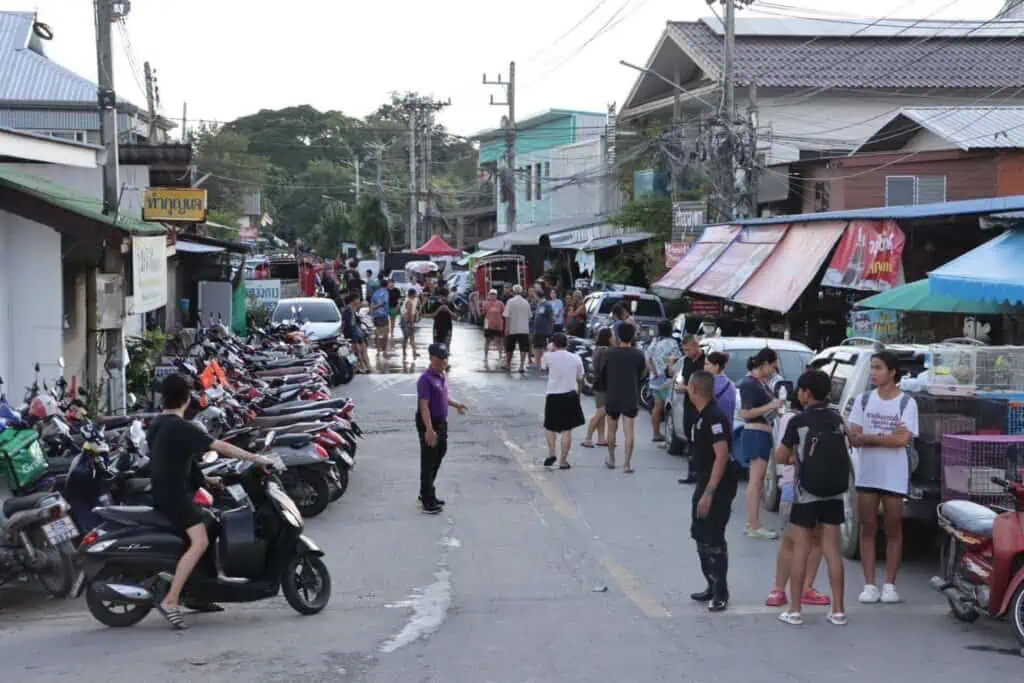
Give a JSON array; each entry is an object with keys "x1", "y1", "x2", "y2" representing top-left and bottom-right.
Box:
[
  {"x1": 736, "y1": 194, "x2": 1024, "y2": 227},
  {"x1": 928, "y1": 230, "x2": 1024, "y2": 305}
]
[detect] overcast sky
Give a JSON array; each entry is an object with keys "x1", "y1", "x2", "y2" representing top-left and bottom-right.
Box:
[{"x1": 1, "y1": 0, "x2": 1007, "y2": 137}]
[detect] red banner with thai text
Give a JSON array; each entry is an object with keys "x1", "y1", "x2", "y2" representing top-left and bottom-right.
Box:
[
  {"x1": 822, "y1": 220, "x2": 906, "y2": 292},
  {"x1": 664, "y1": 242, "x2": 689, "y2": 270}
]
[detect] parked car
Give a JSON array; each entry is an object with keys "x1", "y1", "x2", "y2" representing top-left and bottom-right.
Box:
[
  {"x1": 583, "y1": 290, "x2": 667, "y2": 343},
  {"x1": 666, "y1": 337, "x2": 814, "y2": 456},
  {"x1": 271, "y1": 297, "x2": 343, "y2": 342}
]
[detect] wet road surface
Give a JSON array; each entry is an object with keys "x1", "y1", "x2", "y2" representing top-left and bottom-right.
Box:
[{"x1": 1, "y1": 322, "x2": 1021, "y2": 681}]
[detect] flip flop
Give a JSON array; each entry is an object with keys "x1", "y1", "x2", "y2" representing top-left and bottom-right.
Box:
[
  {"x1": 581, "y1": 442, "x2": 595, "y2": 448},
  {"x1": 605, "y1": 458, "x2": 615, "y2": 469},
  {"x1": 156, "y1": 603, "x2": 188, "y2": 630},
  {"x1": 623, "y1": 466, "x2": 634, "y2": 474},
  {"x1": 559, "y1": 462, "x2": 571, "y2": 470}
]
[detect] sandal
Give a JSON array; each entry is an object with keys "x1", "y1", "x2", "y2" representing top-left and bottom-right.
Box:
[
  {"x1": 827, "y1": 612, "x2": 848, "y2": 626},
  {"x1": 157, "y1": 603, "x2": 188, "y2": 630},
  {"x1": 605, "y1": 458, "x2": 616, "y2": 469},
  {"x1": 543, "y1": 456, "x2": 557, "y2": 468},
  {"x1": 623, "y1": 466, "x2": 634, "y2": 474},
  {"x1": 581, "y1": 441, "x2": 595, "y2": 448},
  {"x1": 596, "y1": 442, "x2": 608, "y2": 447},
  {"x1": 559, "y1": 462, "x2": 571, "y2": 470},
  {"x1": 651, "y1": 435, "x2": 666, "y2": 443},
  {"x1": 777, "y1": 611, "x2": 803, "y2": 626}
]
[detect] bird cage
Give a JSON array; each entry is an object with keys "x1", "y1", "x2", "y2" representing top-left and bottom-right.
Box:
[
  {"x1": 941, "y1": 434, "x2": 1024, "y2": 507},
  {"x1": 927, "y1": 344, "x2": 980, "y2": 396},
  {"x1": 974, "y1": 346, "x2": 1024, "y2": 394}
]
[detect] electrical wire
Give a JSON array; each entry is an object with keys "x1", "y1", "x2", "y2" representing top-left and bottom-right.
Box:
[{"x1": 520, "y1": 0, "x2": 613, "y2": 65}]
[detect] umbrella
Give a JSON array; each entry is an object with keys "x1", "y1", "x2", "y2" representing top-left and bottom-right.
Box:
[
  {"x1": 405, "y1": 260, "x2": 439, "y2": 275},
  {"x1": 855, "y1": 279, "x2": 1011, "y2": 314}
]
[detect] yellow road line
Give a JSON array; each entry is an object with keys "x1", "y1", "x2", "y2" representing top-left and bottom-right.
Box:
[{"x1": 498, "y1": 428, "x2": 671, "y2": 620}]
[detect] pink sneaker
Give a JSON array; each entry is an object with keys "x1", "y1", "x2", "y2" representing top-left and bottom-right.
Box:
[
  {"x1": 802, "y1": 588, "x2": 831, "y2": 606},
  {"x1": 766, "y1": 589, "x2": 787, "y2": 607}
]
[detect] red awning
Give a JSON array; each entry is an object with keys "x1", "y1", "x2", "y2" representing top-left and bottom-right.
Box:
[
  {"x1": 690, "y1": 225, "x2": 789, "y2": 299},
  {"x1": 414, "y1": 235, "x2": 463, "y2": 257},
  {"x1": 732, "y1": 221, "x2": 848, "y2": 313},
  {"x1": 651, "y1": 225, "x2": 740, "y2": 298}
]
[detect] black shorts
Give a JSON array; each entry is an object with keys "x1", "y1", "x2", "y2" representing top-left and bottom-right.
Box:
[
  {"x1": 506, "y1": 333, "x2": 530, "y2": 353},
  {"x1": 532, "y1": 334, "x2": 550, "y2": 349},
  {"x1": 789, "y1": 499, "x2": 845, "y2": 529},
  {"x1": 606, "y1": 406, "x2": 639, "y2": 420},
  {"x1": 156, "y1": 498, "x2": 204, "y2": 531},
  {"x1": 484, "y1": 328, "x2": 503, "y2": 340},
  {"x1": 856, "y1": 486, "x2": 906, "y2": 498}
]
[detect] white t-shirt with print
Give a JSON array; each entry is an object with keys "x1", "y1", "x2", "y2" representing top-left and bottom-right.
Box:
[
  {"x1": 848, "y1": 390, "x2": 919, "y2": 495},
  {"x1": 541, "y1": 349, "x2": 584, "y2": 395}
]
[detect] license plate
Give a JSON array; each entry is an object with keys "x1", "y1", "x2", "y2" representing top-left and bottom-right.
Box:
[
  {"x1": 227, "y1": 484, "x2": 248, "y2": 502},
  {"x1": 42, "y1": 517, "x2": 78, "y2": 545}
]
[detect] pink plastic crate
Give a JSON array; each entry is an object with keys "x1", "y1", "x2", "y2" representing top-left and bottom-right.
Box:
[{"x1": 941, "y1": 434, "x2": 1024, "y2": 507}]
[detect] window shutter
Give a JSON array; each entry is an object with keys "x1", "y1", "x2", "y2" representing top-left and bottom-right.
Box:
[
  {"x1": 885, "y1": 176, "x2": 915, "y2": 206},
  {"x1": 916, "y1": 176, "x2": 947, "y2": 205}
]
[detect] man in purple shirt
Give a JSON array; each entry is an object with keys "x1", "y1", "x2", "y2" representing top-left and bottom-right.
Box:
[{"x1": 416, "y1": 342, "x2": 468, "y2": 514}]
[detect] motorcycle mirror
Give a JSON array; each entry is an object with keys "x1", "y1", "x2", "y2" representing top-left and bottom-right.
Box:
[
  {"x1": 264, "y1": 430, "x2": 276, "y2": 449},
  {"x1": 58, "y1": 356, "x2": 65, "y2": 369},
  {"x1": 200, "y1": 450, "x2": 219, "y2": 465}
]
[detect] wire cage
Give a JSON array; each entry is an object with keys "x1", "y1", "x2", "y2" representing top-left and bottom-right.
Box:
[
  {"x1": 941, "y1": 434, "x2": 1024, "y2": 507},
  {"x1": 928, "y1": 345, "x2": 1024, "y2": 396}
]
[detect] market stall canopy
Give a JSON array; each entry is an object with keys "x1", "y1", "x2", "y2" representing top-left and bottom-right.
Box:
[
  {"x1": 928, "y1": 229, "x2": 1024, "y2": 305},
  {"x1": 414, "y1": 235, "x2": 462, "y2": 257},
  {"x1": 651, "y1": 225, "x2": 739, "y2": 299},
  {"x1": 856, "y1": 279, "x2": 1011, "y2": 314},
  {"x1": 690, "y1": 226, "x2": 788, "y2": 299}
]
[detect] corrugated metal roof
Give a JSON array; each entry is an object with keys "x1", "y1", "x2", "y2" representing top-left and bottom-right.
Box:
[
  {"x1": 887, "y1": 107, "x2": 1024, "y2": 150},
  {"x1": 738, "y1": 195, "x2": 1024, "y2": 227},
  {"x1": 666, "y1": 19, "x2": 1024, "y2": 89},
  {"x1": 0, "y1": 12, "x2": 141, "y2": 109}
]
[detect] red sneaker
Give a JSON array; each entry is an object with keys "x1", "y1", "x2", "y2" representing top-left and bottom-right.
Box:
[
  {"x1": 802, "y1": 588, "x2": 831, "y2": 606},
  {"x1": 765, "y1": 589, "x2": 787, "y2": 607}
]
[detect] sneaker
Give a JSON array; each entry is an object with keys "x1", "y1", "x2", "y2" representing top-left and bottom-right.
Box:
[
  {"x1": 746, "y1": 527, "x2": 779, "y2": 540},
  {"x1": 802, "y1": 588, "x2": 831, "y2": 606},
  {"x1": 418, "y1": 496, "x2": 445, "y2": 508},
  {"x1": 858, "y1": 584, "x2": 881, "y2": 604},
  {"x1": 421, "y1": 502, "x2": 443, "y2": 515},
  {"x1": 880, "y1": 583, "x2": 901, "y2": 604},
  {"x1": 765, "y1": 590, "x2": 787, "y2": 607}
]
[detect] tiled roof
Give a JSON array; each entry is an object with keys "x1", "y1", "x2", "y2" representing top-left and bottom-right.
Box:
[
  {"x1": 858, "y1": 106, "x2": 1024, "y2": 152},
  {"x1": 667, "y1": 19, "x2": 1024, "y2": 90},
  {"x1": 0, "y1": 12, "x2": 139, "y2": 108}
]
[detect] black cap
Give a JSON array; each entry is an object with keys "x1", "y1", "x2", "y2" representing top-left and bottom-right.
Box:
[{"x1": 428, "y1": 342, "x2": 450, "y2": 359}]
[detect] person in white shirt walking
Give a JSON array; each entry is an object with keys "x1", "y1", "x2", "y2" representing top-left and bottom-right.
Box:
[
  {"x1": 541, "y1": 332, "x2": 585, "y2": 469},
  {"x1": 848, "y1": 350, "x2": 919, "y2": 605},
  {"x1": 503, "y1": 285, "x2": 532, "y2": 373}
]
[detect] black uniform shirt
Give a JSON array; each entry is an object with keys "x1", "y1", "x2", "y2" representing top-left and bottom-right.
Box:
[{"x1": 691, "y1": 402, "x2": 735, "y2": 485}]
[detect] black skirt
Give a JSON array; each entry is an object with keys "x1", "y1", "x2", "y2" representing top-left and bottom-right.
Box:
[{"x1": 543, "y1": 391, "x2": 586, "y2": 433}]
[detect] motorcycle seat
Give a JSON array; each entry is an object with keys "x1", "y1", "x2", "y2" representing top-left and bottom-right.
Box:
[
  {"x1": 938, "y1": 499, "x2": 997, "y2": 537},
  {"x1": 273, "y1": 433, "x2": 313, "y2": 448},
  {"x1": 121, "y1": 478, "x2": 152, "y2": 496},
  {"x1": 2, "y1": 492, "x2": 53, "y2": 516},
  {"x1": 94, "y1": 505, "x2": 176, "y2": 529}
]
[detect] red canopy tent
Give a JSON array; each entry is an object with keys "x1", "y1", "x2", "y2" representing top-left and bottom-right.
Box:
[{"x1": 413, "y1": 235, "x2": 463, "y2": 257}]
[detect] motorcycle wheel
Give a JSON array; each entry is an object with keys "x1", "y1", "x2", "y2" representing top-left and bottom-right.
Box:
[
  {"x1": 336, "y1": 358, "x2": 355, "y2": 385},
  {"x1": 1011, "y1": 582, "x2": 1024, "y2": 652},
  {"x1": 282, "y1": 554, "x2": 332, "y2": 615},
  {"x1": 640, "y1": 384, "x2": 654, "y2": 412},
  {"x1": 85, "y1": 569, "x2": 153, "y2": 627},
  {"x1": 290, "y1": 470, "x2": 331, "y2": 518},
  {"x1": 329, "y1": 462, "x2": 350, "y2": 501},
  {"x1": 33, "y1": 536, "x2": 75, "y2": 598}
]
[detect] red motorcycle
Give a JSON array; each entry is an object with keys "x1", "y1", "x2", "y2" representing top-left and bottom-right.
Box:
[{"x1": 932, "y1": 476, "x2": 1024, "y2": 654}]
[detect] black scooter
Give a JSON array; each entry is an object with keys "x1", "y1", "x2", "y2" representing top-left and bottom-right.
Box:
[{"x1": 74, "y1": 433, "x2": 331, "y2": 628}]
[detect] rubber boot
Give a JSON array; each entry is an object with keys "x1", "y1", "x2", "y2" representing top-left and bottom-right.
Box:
[{"x1": 689, "y1": 543, "x2": 714, "y2": 602}]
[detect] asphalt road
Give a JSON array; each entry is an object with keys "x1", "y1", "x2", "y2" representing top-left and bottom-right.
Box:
[{"x1": 1, "y1": 322, "x2": 1021, "y2": 682}]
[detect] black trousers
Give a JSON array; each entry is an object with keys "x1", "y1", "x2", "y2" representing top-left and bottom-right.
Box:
[
  {"x1": 690, "y1": 477, "x2": 738, "y2": 601},
  {"x1": 415, "y1": 414, "x2": 448, "y2": 503}
]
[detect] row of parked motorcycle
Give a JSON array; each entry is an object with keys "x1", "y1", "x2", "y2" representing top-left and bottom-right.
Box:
[{"x1": 0, "y1": 320, "x2": 363, "y2": 626}]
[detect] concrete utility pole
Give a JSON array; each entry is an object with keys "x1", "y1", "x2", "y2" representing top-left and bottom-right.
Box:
[
  {"x1": 181, "y1": 102, "x2": 188, "y2": 143},
  {"x1": 353, "y1": 157, "x2": 361, "y2": 203},
  {"x1": 408, "y1": 108, "x2": 417, "y2": 249},
  {"x1": 723, "y1": 0, "x2": 736, "y2": 124},
  {"x1": 95, "y1": 0, "x2": 120, "y2": 215},
  {"x1": 484, "y1": 61, "x2": 516, "y2": 233},
  {"x1": 144, "y1": 61, "x2": 156, "y2": 143}
]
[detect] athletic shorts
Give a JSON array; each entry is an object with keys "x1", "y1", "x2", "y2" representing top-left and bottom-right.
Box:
[
  {"x1": 789, "y1": 499, "x2": 845, "y2": 529},
  {"x1": 506, "y1": 334, "x2": 530, "y2": 354},
  {"x1": 532, "y1": 334, "x2": 550, "y2": 349},
  {"x1": 652, "y1": 381, "x2": 672, "y2": 402},
  {"x1": 606, "y1": 406, "x2": 639, "y2": 420}
]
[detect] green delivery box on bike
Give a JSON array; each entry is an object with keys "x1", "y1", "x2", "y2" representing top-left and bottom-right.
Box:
[{"x1": 0, "y1": 427, "x2": 47, "y2": 491}]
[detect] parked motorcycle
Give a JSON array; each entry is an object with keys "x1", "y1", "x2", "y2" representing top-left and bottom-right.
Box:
[
  {"x1": 931, "y1": 461, "x2": 1024, "y2": 654},
  {"x1": 0, "y1": 491, "x2": 78, "y2": 598},
  {"x1": 75, "y1": 432, "x2": 332, "y2": 627}
]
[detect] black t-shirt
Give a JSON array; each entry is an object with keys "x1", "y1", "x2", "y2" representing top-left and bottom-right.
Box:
[
  {"x1": 434, "y1": 308, "x2": 453, "y2": 338},
  {"x1": 738, "y1": 374, "x2": 773, "y2": 425},
  {"x1": 681, "y1": 352, "x2": 706, "y2": 417},
  {"x1": 344, "y1": 270, "x2": 362, "y2": 293},
  {"x1": 147, "y1": 414, "x2": 214, "y2": 507},
  {"x1": 691, "y1": 402, "x2": 735, "y2": 483},
  {"x1": 389, "y1": 287, "x2": 401, "y2": 307},
  {"x1": 602, "y1": 346, "x2": 647, "y2": 412}
]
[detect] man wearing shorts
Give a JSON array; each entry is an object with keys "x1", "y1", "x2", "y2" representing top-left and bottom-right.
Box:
[
  {"x1": 503, "y1": 285, "x2": 531, "y2": 373},
  {"x1": 481, "y1": 289, "x2": 504, "y2": 363},
  {"x1": 775, "y1": 369, "x2": 848, "y2": 626},
  {"x1": 532, "y1": 295, "x2": 555, "y2": 366},
  {"x1": 602, "y1": 323, "x2": 647, "y2": 473}
]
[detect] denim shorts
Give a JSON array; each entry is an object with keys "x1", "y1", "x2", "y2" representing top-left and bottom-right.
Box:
[{"x1": 736, "y1": 428, "x2": 772, "y2": 468}]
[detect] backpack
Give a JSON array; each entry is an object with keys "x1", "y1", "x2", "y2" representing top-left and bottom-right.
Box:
[
  {"x1": 371, "y1": 290, "x2": 389, "y2": 326},
  {"x1": 798, "y1": 409, "x2": 852, "y2": 498},
  {"x1": 858, "y1": 391, "x2": 918, "y2": 481}
]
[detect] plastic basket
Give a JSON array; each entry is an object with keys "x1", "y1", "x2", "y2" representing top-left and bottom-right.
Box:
[
  {"x1": 1008, "y1": 402, "x2": 1024, "y2": 435},
  {"x1": 941, "y1": 434, "x2": 1024, "y2": 507}
]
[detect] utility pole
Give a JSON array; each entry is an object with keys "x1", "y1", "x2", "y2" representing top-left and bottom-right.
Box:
[
  {"x1": 723, "y1": 0, "x2": 736, "y2": 124},
  {"x1": 144, "y1": 61, "x2": 156, "y2": 143},
  {"x1": 408, "y1": 108, "x2": 417, "y2": 249},
  {"x1": 484, "y1": 61, "x2": 516, "y2": 233},
  {"x1": 353, "y1": 157, "x2": 361, "y2": 203},
  {"x1": 181, "y1": 102, "x2": 188, "y2": 143},
  {"x1": 95, "y1": 0, "x2": 120, "y2": 215}
]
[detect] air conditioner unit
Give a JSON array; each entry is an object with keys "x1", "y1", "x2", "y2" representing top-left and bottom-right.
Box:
[{"x1": 88, "y1": 272, "x2": 124, "y2": 330}]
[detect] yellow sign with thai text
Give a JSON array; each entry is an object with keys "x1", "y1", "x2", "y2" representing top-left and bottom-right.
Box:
[{"x1": 143, "y1": 187, "x2": 208, "y2": 222}]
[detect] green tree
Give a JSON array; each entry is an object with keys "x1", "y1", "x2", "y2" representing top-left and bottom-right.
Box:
[
  {"x1": 192, "y1": 125, "x2": 274, "y2": 214},
  {"x1": 351, "y1": 195, "x2": 390, "y2": 251}
]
